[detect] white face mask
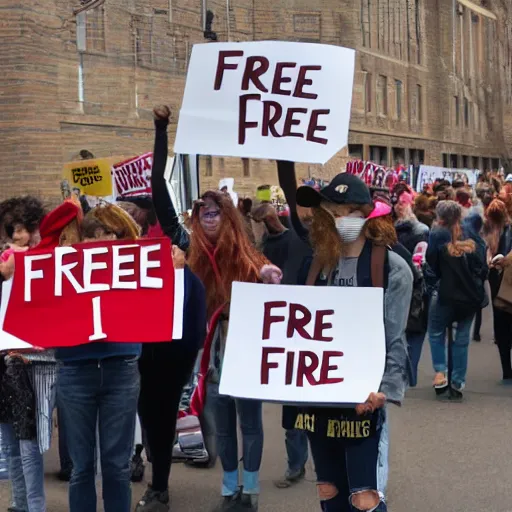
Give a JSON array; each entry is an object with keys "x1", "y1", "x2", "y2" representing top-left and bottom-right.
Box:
[{"x1": 335, "y1": 216, "x2": 367, "y2": 243}]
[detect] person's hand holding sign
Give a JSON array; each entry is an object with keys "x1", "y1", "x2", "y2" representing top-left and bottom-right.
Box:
[{"x1": 355, "y1": 392, "x2": 386, "y2": 416}]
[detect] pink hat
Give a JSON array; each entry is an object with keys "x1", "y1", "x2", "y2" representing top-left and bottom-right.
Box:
[{"x1": 367, "y1": 201, "x2": 392, "y2": 220}]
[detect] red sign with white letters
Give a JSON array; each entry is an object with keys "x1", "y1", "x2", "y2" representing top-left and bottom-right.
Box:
[{"x1": 2, "y1": 238, "x2": 175, "y2": 348}]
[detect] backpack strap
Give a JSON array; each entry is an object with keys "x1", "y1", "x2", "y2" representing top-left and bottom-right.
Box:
[{"x1": 371, "y1": 245, "x2": 386, "y2": 288}]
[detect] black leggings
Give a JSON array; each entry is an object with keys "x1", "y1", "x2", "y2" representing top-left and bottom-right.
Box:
[
  {"x1": 494, "y1": 309, "x2": 512, "y2": 379},
  {"x1": 138, "y1": 342, "x2": 198, "y2": 492},
  {"x1": 473, "y1": 308, "x2": 482, "y2": 338}
]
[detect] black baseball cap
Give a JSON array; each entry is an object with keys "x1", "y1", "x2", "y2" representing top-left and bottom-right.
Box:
[{"x1": 296, "y1": 173, "x2": 372, "y2": 208}]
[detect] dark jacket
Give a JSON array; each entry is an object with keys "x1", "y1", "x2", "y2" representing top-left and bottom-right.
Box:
[{"x1": 395, "y1": 219, "x2": 429, "y2": 254}]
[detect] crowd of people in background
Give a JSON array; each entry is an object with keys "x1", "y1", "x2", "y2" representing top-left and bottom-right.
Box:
[{"x1": 0, "y1": 104, "x2": 510, "y2": 512}]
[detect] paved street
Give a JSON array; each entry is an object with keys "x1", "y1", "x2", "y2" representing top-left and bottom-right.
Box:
[{"x1": 1, "y1": 312, "x2": 512, "y2": 511}]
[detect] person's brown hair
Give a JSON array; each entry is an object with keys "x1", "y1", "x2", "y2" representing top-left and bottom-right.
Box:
[
  {"x1": 187, "y1": 190, "x2": 269, "y2": 317},
  {"x1": 309, "y1": 203, "x2": 396, "y2": 270},
  {"x1": 436, "y1": 200, "x2": 475, "y2": 257}
]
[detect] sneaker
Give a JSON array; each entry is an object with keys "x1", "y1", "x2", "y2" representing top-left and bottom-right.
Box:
[
  {"x1": 240, "y1": 493, "x2": 259, "y2": 511},
  {"x1": 448, "y1": 387, "x2": 463, "y2": 401},
  {"x1": 211, "y1": 490, "x2": 242, "y2": 512},
  {"x1": 135, "y1": 486, "x2": 170, "y2": 512},
  {"x1": 273, "y1": 467, "x2": 306, "y2": 488}
]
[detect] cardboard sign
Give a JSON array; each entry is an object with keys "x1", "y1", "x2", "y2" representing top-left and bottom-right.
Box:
[
  {"x1": 113, "y1": 153, "x2": 153, "y2": 197},
  {"x1": 62, "y1": 157, "x2": 115, "y2": 197},
  {"x1": 0, "y1": 238, "x2": 184, "y2": 350},
  {"x1": 219, "y1": 283, "x2": 385, "y2": 405},
  {"x1": 415, "y1": 165, "x2": 480, "y2": 192},
  {"x1": 174, "y1": 41, "x2": 355, "y2": 164}
]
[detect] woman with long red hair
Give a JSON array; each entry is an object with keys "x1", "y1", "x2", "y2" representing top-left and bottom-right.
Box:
[{"x1": 147, "y1": 106, "x2": 279, "y2": 512}]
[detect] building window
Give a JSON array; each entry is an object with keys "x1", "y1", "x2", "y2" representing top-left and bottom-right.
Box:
[
  {"x1": 133, "y1": 16, "x2": 153, "y2": 67},
  {"x1": 395, "y1": 80, "x2": 402, "y2": 120},
  {"x1": 364, "y1": 72, "x2": 372, "y2": 113},
  {"x1": 377, "y1": 75, "x2": 388, "y2": 115},
  {"x1": 242, "y1": 158, "x2": 250, "y2": 177},
  {"x1": 86, "y1": 6, "x2": 106, "y2": 53},
  {"x1": 370, "y1": 145, "x2": 388, "y2": 166},
  {"x1": 203, "y1": 156, "x2": 213, "y2": 177},
  {"x1": 415, "y1": 0, "x2": 421, "y2": 64},
  {"x1": 472, "y1": 156, "x2": 479, "y2": 169},
  {"x1": 454, "y1": 96, "x2": 460, "y2": 126},
  {"x1": 464, "y1": 98, "x2": 469, "y2": 127},
  {"x1": 349, "y1": 144, "x2": 364, "y2": 159},
  {"x1": 416, "y1": 85, "x2": 422, "y2": 122},
  {"x1": 450, "y1": 154, "x2": 458, "y2": 169},
  {"x1": 410, "y1": 149, "x2": 425, "y2": 166},
  {"x1": 392, "y1": 147, "x2": 405, "y2": 166},
  {"x1": 462, "y1": 155, "x2": 469, "y2": 168},
  {"x1": 361, "y1": 0, "x2": 371, "y2": 47},
  {"x1": 442, "y1": 153, "x2": 449, "y2": 168},
  {"x1": 492, "y1": 158, "x2": 500, "y2": 170}
]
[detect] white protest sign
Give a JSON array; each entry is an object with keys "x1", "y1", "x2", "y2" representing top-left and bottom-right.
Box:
[
  {"x1": 415, "y1": 165, "x2": 480, "y2": 192},
  {"x1": 219, "y1": 282, "x2": 385, "y2": 405},
  {"x1": 174, "y1": 41, "x2": 355, "y2": 164}
]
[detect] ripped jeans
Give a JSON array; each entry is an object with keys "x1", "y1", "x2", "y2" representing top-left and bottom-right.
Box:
[{"x1": 307, "y1": 412, "x2": 386, "y2": 512}]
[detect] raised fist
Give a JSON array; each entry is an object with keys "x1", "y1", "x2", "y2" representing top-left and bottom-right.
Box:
[{"x1": 153, "y1": 105, "x2": 171, "y2": 122}]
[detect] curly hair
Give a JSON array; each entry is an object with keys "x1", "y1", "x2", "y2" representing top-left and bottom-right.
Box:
[
  {"x1": 0, "y1": 196, "x2": 46, "y2": 238},
  {"x1": 309, "y1": 204, "x2": 396, "y2": 270},
  {"x1": 82, "y1": 203, "x2": 141, "y2": 240},
  {"x1": 187, "y1": 190, "x2": 269, "y2": 317}
]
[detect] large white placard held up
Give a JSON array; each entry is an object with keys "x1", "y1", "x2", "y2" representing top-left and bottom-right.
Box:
[
  {"x1": 174, "y1": 41, "x2": 356, "y2": 165},
  {"x1": 219, "y1": 283, "x2": 386, "y2": 405}
]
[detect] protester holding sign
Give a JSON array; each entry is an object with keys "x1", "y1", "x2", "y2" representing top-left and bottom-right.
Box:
[
  {"x1": 151, "y1": 105, "x2": 282, "y2": 512},
  {"x1": 0, "y1": 196, "x2": 49, "y2": 512},
  {"x1": 56, "y1": 203, "x2": 143, "y2": 512},
  {"x1": 290, "y1": 173, "x2": 412, "y2": 512}
]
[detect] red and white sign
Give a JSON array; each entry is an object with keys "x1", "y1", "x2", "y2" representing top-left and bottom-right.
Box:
[
  {"x1": 112, "y1": 153, "x2": 153, "y2": 197},
  {"x1": 174, "y1": 41, "x2": 356, "y2": 164},
  {"x1": 0, "y1": 238, "x2": 184, "y2": 349},
  {"x1": 219, "y1": 283, "x2": 385, "y2": 405}
]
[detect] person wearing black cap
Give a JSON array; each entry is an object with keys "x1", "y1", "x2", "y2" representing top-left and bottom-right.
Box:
[{"x1": 289, "y1": 173, "x2": 413, "y2": 512}]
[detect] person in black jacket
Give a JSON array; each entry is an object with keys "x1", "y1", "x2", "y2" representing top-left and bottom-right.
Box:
[
  {"x1": 426, "y1": 201, "x2": 488, "y2": 400},
  {"x1": 484, "y1": 199, "x2": 512, "y2": 380}
]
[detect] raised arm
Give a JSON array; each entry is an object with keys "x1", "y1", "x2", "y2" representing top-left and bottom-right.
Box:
[
  {"x1": 151, "y1": 106, "x2": 190, "y2": 252},
  {"x1": 276, "y1": 161, "x2": 309, "y2": 243}
]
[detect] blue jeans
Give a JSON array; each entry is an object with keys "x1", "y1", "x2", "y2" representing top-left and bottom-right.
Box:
[
  {"x1": 57, "y1": 357, "x2": 140, "y2": 512},
  {"x1": 19, "y1": 439, "x2": 45, "y2": 512},
  {"x1": 208, "y1": 383, "x2": 263, "y2": 496},
  {"x1": 1, "y1": 423, "x2": 28, "y2": 512},
  {"x1": 407, "y1": 331, "x2": 426, "y2": 388},
  {"x1": 428, "y1": 293, "x2": 474, "y2": 388},
  {"x1": 285, "y1": 428, "x2": 308, "y2": 472},
  {"x1": 377, "y1": 410, "x2": 388, "y2": 499}
]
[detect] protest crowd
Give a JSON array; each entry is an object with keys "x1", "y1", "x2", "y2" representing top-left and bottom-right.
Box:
[
  {"x1": 1, "y1": 33, "x2": 512, "y2": 512},
  {"x1": 0, "y1": 102, "x2": 510, "y2": 512}
]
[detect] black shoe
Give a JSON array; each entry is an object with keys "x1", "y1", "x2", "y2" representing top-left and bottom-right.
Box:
[
  {"x1": 239, "y1": 493, "x2": 258, "y2": 511},
  {"x1": 448, "y1": 387, "x2": 463, "y2": 401},
  {"x1": 211, "y1": 490, "x2": 242, "y2": 511},
  {"x1": 57, "y1": 468, "x2": 72, "y2": 482},
  {"x1": 135, "y1": 486, "x2": 170, "y2": 512},
  {"x1": 473, "y1": 334, "x2": 481, "y2": 342},
  {"x1": 131, "y1": 445, "x2": 145, "y2": 482},
  {"x1": 274, "y1": 466, "x2": 306, "y2": 488}
]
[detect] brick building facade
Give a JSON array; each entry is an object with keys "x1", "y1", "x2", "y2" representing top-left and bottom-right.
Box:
[{"x1": 1, "y1": 0, "x2": 511, "y2": 202}]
